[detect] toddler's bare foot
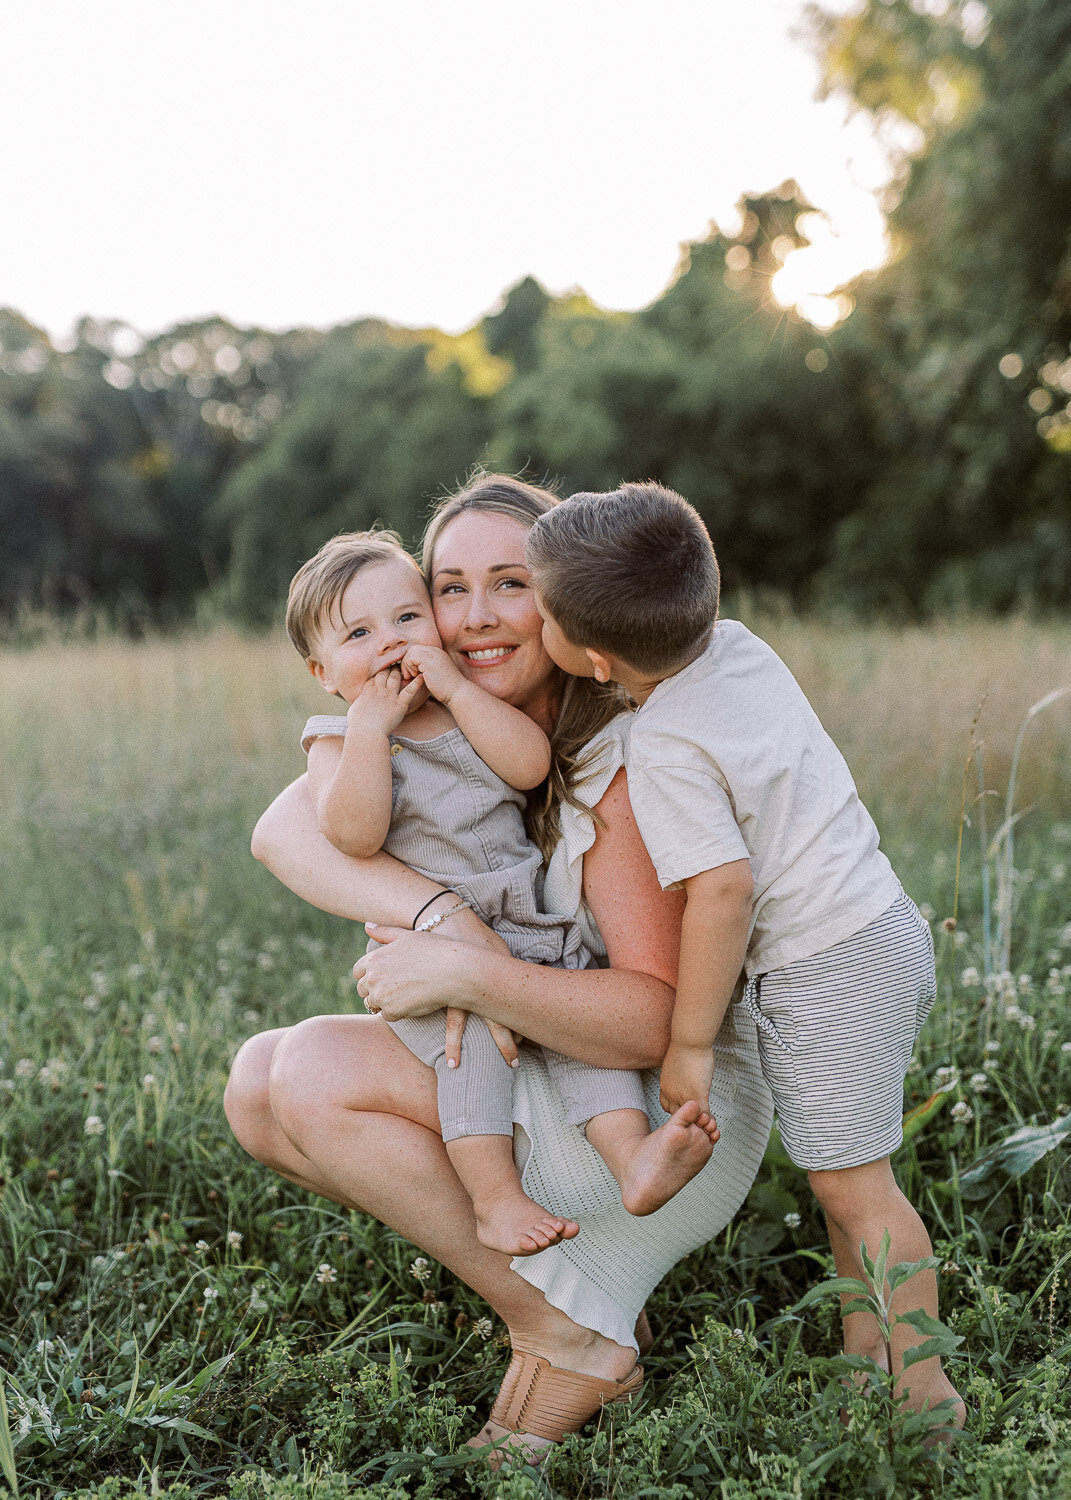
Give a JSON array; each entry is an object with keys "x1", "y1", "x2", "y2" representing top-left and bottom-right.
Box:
[
  {"x1": 619, "y1": 1101, "x2": 718, "y2": 1216},
  {"x1": 473, "y1": 1190, "x2": 580, "y2": 1257}
]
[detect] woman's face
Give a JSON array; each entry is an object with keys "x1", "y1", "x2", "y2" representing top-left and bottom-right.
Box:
[{"x1": 429, "y1": 510, "x2": 558, "y2": 726}]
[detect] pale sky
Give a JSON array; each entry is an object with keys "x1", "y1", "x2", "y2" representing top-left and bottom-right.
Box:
[{"x1": 0, "y1": 0, "x2": 889, "y2": 342}]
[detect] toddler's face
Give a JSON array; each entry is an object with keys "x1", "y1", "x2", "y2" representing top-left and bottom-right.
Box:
[{"x1": 310, "y1": 556, "x2": 441, "y2": 702}]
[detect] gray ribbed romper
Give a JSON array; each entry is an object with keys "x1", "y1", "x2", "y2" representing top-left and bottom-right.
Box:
[{"x1": 302, "y1": 715, "x2": 647, "y2": 1141}]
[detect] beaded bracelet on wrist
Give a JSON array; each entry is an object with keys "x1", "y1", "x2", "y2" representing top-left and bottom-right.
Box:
[{"x1": 415, "y1": 900, "x2": 473, "y2": 933}]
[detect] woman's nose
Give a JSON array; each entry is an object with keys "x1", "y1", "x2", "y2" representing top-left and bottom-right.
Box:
[{"x1": 464, "y1": 589, "x2": 497, "y2": 629}]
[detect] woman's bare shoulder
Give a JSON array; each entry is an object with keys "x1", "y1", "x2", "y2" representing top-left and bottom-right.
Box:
[{"x1": 582, "y1": 768, "x2": 685, "y2": 988}]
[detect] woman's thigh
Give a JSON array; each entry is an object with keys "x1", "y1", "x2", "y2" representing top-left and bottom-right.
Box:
[{"x1": 268, "y1": 1012, "x2": 443, "y2": 1141}]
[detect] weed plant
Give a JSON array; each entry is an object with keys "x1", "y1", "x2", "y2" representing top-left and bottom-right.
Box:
[{"x1": 1, "y1": 620, "x2": 1070, "y2": 1498}]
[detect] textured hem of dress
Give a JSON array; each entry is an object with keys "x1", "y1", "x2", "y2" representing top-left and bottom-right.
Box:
[{"x1": 509, "y1": 1246, "x2": 640, "y2": 1355}]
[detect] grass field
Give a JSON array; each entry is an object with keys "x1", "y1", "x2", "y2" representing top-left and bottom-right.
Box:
[{"x1": 2, "y1": 616, "x2": 1071, "y2": 1499}]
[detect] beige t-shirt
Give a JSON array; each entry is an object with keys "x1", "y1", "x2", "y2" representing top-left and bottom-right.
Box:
[{"x1": 627, "y1": 619, "x2": 902, "y2": 976}]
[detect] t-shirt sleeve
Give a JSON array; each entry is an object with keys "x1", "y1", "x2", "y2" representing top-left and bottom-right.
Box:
[
  {"x1": 628, "y1": 760, "x2": 749, "y2": 890},
  {"x1": 300, "y1": 714, "x2": 349, "y2": 753}
]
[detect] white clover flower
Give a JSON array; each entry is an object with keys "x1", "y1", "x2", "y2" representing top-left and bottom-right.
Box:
[
  {"x1": 984, "y1": 1040, "x2": 1001, "y2": 1054},
  {"x1": 1061, "y1": 1043, "x2": 1071, "y2": 1056},
  {"x1": 84, "y1": 1115, "x2": 104, "y2": 1136},
  {"x1": 410, "y1": 1257, "x2": 432, "y2": 1283},
  {"x1": 969, "y1": 1073, "x2": 989, "y2": 1093},
  {"x1": 1045, "y1": 1029, "x2": 1059, "y2": 1044},
  {"x1": 1052, "y1": 864, "x2": 1067, "y2": 881},
  {"x1": 783, "y1": 1212, "x2": 801, "y2": 1229},
  {"x1": 202, "y1": 1287, "x2": 219, "y2": 1301},
  {"x1": 1018, "y1": 974, "x2": 1034, "y2": 991},
  {"x1": 316, "y1": 1262, "x2": 337, "y2": 1284},
  {"x1": 142, "y1": 1013, "x2": 157, "y2": 1029},
  {"x1": 14, "y1": 1058, "x2": 34, "y2": 1078},
  {"x1": 107, "y1": 1168, "x2": 121, "y2": 1180},
  {"x1": 83, "y1": 995, "x2": 100, "y2": 1011},
  {"x1": 146, "y1": 1036, "x2": 164, "y2": 1054},
  {"x1": 195, "y1": 1239, "x2": 209, "y2": 1252},
  {"x1": 960, "y1": 967, "x2": 981, "y2": 987},
  {"x1": 933, "y1": 1066, "x2": 959, "y2": 1086},
  {"x1": 919, "y1": 903, "x2": 936, "y2": 922},
  {"x1": 35, "y1": 1339, "x2": 54, "y2": 1355},
  {"x1": 91, "y1": 1255, "x2": 108, "y2": 1268},
  {"x1": 951, "y1": 1101, "x2": 974, "y2": 1123},
  {"x1": 0, "y1": 1080, "x2": 13, "y2": 1092},
  {"x1": 227, "y1": 1230, "x2": 243, "y2": 1249},
  {"x1": 127, "y1": 963, "x2": 146, "y2": 980},
  {"x1": 142, "y1": 1074, "x2": 157, "y2": 1093},
  {"x1": 1004, "y1": 1005, "x2": 1022, "y2": 1021},
  {"x1": 473, "y1": 1317, "x2": 494, "y2": 1339},
  {"x1": 1019, "y1": 1014, "x2": 1037, "y2": 1032}
]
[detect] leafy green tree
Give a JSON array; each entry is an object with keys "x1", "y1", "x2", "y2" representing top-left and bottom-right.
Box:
[{"x1": 809, "y1": 0, "x2": 1071, "y2": 610}]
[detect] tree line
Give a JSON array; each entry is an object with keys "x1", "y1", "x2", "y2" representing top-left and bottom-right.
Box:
[{"x1": 3, "y1": 0, "x2": 1068, "y2": 627}]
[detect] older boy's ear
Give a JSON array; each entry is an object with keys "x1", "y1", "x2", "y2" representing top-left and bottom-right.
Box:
[{"x1": 584, "y1": 647, "x2": 614, "y2": 685}]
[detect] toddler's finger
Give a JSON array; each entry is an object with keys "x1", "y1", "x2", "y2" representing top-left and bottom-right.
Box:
[
  {"x1": 444, "y1": 1006, "x2": 469, "y2": 1068},
  {"x1": 488, "y1": 1021, "x2": 519, "y2": 1068}
]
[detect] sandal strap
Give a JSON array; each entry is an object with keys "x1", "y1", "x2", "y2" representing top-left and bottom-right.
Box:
[{"x1": 488, "y1": 1349, "x2": 643, "y2": 1441}]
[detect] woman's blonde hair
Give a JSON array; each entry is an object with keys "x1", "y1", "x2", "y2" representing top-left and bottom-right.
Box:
[{"x1": 422, "y1": 473, "x2": 631, "y2": 861}]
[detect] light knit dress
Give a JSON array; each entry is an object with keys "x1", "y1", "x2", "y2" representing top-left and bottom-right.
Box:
[{"x1": 507, "y1": 712, "x2": 774, "y2": 1352}]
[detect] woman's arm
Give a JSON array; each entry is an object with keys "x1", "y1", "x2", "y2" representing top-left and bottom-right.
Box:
[
  {"x1": 252, "y1": 775, "x2": 500, "y2": 942},
  {"x1": 356, "y1": 769, "x2": 687, "y2": 1070}
]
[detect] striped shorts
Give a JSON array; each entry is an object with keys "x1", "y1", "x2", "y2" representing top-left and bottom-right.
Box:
[{"x1": 741, "y1": 892, "x2": 936, "y2": 1172}]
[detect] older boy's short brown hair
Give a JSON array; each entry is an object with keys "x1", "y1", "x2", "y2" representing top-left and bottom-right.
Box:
[
  {"x1": 286, "y1": 530, "x2": 420, "y2": 661},
  {"x1": 526, "y1": 482, "x2": 719, "y2": 674}
]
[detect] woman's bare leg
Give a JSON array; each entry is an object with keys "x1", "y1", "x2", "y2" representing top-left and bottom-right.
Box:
[{"x1": 225, "y1": 1016, "x2": 637, "y2": 1386}]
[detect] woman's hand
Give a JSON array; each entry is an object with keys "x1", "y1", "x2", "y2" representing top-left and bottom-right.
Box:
[
  {"x1": 353, "y1": 922, "x2": 511, "y2": 1022},
  {"x1": 658, "y1": 1041, "x2": 715, "y2": 1118}
]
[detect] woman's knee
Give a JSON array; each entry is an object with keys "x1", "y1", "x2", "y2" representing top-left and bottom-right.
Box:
[
  {"x1": 267, "y1": 1014, "x2": 364, "y2": 1143},
  {"x1": 224, "y1": 1027, "x2": 290, "y2": 1159}
]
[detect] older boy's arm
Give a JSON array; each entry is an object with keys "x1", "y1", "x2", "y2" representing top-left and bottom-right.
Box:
[
  {"x1": 658, "y1": 859, "x2": 753, "y2": 1116},
  {"x1": 307, "y1": 727, "x2": 393, "y2": 859}
]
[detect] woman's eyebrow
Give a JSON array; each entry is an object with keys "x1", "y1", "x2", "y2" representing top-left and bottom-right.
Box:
[{"x1": 432, "y1": 562, "x2": 528, "y2": 581}]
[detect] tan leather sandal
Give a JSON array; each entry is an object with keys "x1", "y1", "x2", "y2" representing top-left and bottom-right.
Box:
[{"x1": 465, "y1": 1348, "x2": 643, "y2": 1469}]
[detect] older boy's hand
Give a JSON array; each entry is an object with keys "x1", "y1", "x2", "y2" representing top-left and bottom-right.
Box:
[{"x1": 658, "y1": 1041, "x2": 715, "y2": 1118}]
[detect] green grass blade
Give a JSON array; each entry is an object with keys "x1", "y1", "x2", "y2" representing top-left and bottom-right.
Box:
[{"x1": 0, "y1": 1377, "x2": 18, "y2": 1497}]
